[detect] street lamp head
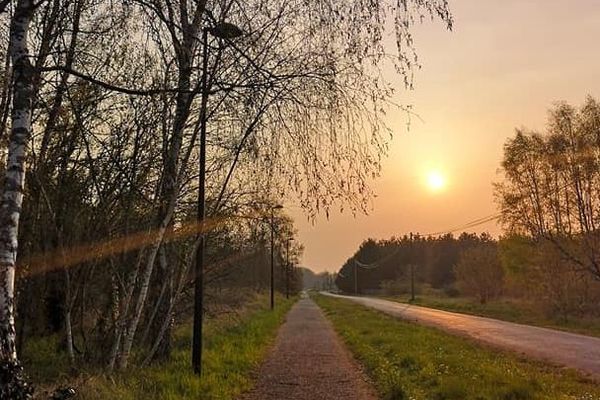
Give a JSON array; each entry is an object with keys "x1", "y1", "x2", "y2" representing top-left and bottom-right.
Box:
[{"x1": 207, "y1": 22, "x2": 244, "y2": 39}]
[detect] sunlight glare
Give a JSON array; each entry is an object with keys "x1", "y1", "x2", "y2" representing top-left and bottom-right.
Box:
[{"x1": 426, "y1": 170, "x2": 446, "y2": 192}]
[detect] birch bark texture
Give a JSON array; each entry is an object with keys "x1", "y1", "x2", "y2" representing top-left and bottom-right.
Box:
[{"x1": 0, "y1": 0, "x2": 34, "y2": 363}]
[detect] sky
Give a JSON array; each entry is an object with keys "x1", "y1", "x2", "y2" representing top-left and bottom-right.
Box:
[{"x1": 292, "y1": 0, "x2": 600, "y2": 273}]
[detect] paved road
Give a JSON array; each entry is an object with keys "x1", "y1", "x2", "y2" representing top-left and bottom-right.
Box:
[
  {"x1": 240, "y1": 297, "x2": 376, "y2": 400},
  {"x1": 324, "y1": 292, "x2": 600, "y2": 379}
]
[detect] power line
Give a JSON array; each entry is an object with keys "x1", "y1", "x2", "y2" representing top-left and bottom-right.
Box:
[
  {"x1": 353, "y1": 248, "x2": 400, "y2": 269},
  {"x1": 423, "y1": 213, "x2": 501, "y2": 237},
  {"x1": 422, "y1": 178, "x2": 578, "y2": 237}
]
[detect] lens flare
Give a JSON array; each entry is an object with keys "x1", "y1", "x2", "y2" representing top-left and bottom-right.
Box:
[{"x1": 426, "y1": 170, "x2": 446, "y2": 192}]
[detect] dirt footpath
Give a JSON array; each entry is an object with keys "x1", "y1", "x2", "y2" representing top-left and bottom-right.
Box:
[{"x1": 239, "y1": 297, "x2": 377, "y2": 400}]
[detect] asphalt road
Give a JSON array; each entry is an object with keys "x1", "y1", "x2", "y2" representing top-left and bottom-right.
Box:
[{"x1": 323, "y1": 292, "x2": 600, "y2": 379}]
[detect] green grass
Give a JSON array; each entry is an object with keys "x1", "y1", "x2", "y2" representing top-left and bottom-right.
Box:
[
  {"x1": 383, "y1": 293, "x2": 600, "y2": 338},
  {"x1": 21, "y1": 334, "x2": 71, "y2": 384},
  {"x1": 22, "y1": 295, "x2": 296, "y2": 400},
  {"x1": 314, "y1": 294, "x2": 600, "y2": 400}
]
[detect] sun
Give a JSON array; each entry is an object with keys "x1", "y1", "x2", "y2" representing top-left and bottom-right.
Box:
[{"x1": 426, "y1": 170, "x2": 447, "y2": 192}]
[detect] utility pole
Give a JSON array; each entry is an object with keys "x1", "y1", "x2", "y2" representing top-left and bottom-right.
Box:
[
  {"x1": 410, "y1": 264, "x2": 415, "y2": 302},
  {"x1": 285, "y1": 238, "x2": 292, "y2": 299},
  {"x1": 270, "y1": 204, "x2": 283, "y2": 310},
  {"x1": 410, "y1": 232, "x2": 415, "y2": 302},
  {"x1": 354, "y1": 261, "x2": 358, "y2": 295},
  {"x1": 270, "y1": 208, "x2": 275, "y2": 309}
]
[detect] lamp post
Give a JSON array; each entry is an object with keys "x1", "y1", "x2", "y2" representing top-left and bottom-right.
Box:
[
  {"x1": 193, "y1": 21, "x2": 243, "y2": 376},
  {"x1": 270, "y1": 204, "x2": 283, "y2": 310}
]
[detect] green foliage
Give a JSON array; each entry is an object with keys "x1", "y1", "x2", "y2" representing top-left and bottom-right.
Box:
[
  {"x1": 498, "y1": 234, "x2": 600, "y2": 318},
  {"x1": 21, "y1": 335, "x2": 70, "y2": 383},
  {"x1": 499, "y1": 383, "x2": 536, "y2": 400},
  {"x1": 431, "y1": 378, "x2": 468, "y2": 400},
  {"x1": 314, "y1": 295, "x2": 600, "y2": 400},
  {"x1": 498, "y1": 235, "x2": 535, "y2": 279},
  {"x1": 454, "y1": 244, "x2": 504, "y2": 304},
  {"x1": 25, "y1": 295, "x2": 295, "y2": 400},
  {"x1": 498, "y1": 235, "x2": 542, "y2": 298}
]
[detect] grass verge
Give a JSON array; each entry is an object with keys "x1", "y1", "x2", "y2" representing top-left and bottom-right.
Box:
[
  {"x1": 314, "y1": 294, "x2": 600, "y2": 400},
  {"x1": 380, "y1": 292, "x2": 600, "y2": 338},
  {"x1": 23, "y1": 294, "x2": 296, "y2": 400}
]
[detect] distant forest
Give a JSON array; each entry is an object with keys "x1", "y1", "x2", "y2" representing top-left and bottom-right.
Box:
[{"x1": 336, "y1": 233, "x2": 493, "y2": 297}]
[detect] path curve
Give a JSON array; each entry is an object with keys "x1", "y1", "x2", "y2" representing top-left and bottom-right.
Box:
[
  {"x1": 240, "y1": 297, "x2": 377, "y2": 400},
  {"x1": 324, "y1": 292, "x2": 600, "y2": 379}
]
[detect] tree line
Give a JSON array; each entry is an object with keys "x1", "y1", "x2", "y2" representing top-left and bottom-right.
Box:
[{"x1": 335, "y1": 233, "x2": 496, "y2": 298}]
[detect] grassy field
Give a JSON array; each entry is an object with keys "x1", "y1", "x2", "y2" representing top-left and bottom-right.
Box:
[
  {"x1": 382, "y1": 292, "x2": 600, "y2": 338},
  {"x1": 23, "y1": 294, "x2": 296, "y2": 400},
  {"x1": 314, "y1": 294, "x2": 600, "y2": 400}
]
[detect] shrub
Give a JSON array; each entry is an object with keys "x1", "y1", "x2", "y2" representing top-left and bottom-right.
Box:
[
  {"x1": 380, "y1": 279, "x2": 414, "y2": 296},
  {"x1": 454, "y1": 244, "x2": 504, "y2": 304},
  {"x1": 443, "y1": 286, "x2": 460, "y2": 298}
]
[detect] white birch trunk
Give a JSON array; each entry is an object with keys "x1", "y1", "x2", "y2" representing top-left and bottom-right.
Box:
[
  {"x1": 140, "y1": 246, "x2": 169, "y2": 346},
  {"x1": 0, "y1": 0, "x2": 34, "y2": 364},
  {"x1": 63, "y1": 269, "x2": 75, "y2": 364},
  {"x1": 116, "y1": 34, "x2": 194, "y2": 367},
  {"x1": 117, "y1": 206, "x2": 175, "y2": 369},
  {"x1": 64, "y1": 309, "x2": 74, "y2": 364},
  {"x1": 107, "y1": 254, "x2": 142, "y2": 371},
  {"x1": 142, "y1": 241, "x2": 194, "y2": 366}
]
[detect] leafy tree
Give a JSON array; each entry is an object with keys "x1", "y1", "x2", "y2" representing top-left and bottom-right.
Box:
[
  {"x1": 497, "y1": 97, "x2": 600, "y2": 281},
  {"x1": 454, "y1": 244, "x2": 503, "y2": 304}
]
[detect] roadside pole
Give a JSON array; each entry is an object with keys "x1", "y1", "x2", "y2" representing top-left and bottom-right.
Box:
[
  {"x1": 354, "y1": 261, "x2": 358, "y2": 295},
  {"x1": 410, "y1": 232, "x2": 415, "y2": 302},
  {"x1": 285, "y1": 238, "x2": 291, "y2": 299},
  {"x1": 410, "y1": 263, "x2": 415, "y2": 302}
]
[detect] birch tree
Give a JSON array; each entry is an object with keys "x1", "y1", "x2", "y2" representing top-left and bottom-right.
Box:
[
  {"x1": 497, "y1": 97, "x2": 600, "y2": 280},
  {"x1": 0, "y1": 0, "x2": 35, "y2": 397}
]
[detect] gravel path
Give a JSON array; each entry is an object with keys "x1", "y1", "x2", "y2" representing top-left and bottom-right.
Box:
[
  {"x1": 239, "y1": 297, "x2": 377, "y2": 400},
  {"x1": 324, "y1": 292, "x2": 600, "y2": 379}
]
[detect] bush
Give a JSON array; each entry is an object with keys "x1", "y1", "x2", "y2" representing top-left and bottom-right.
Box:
[
  {"x1": 454, "y1": 244, "x2": 504, "y2": 304},
  {"x1": 500, "y1": 237, "x2": 600, "y2": 319},
  {"x1": 529, "y1": 241, "x2": 600, "y2": 319},
  {"x1": 380, "y1": 279, "x2": 422, "y2": 297},
  {"x1": 443, "y1": 286, "x2": 460, "y2": 298}
]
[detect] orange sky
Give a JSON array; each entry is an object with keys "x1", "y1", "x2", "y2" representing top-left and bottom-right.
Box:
[{"x1": 293, "y1": 0, "x2": 600, "y2": 273}]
